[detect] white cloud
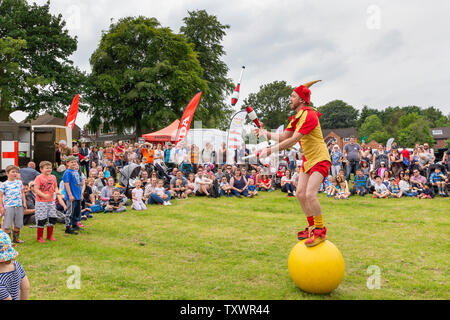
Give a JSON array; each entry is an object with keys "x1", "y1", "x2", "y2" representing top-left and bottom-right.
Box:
[{"x1": 18, "y1": 0, "x2": 450, "y2": 129}]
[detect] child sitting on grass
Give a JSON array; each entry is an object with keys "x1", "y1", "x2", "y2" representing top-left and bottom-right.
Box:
[
  {"x1": 155, "y1": 179, "x2": 171, "y2": 206},
  {"x1": 247, "y1": 179, "x2": 258, "y2": 198},
  {"x1": 373, "y1": 176, "x2": 390, "y2": 198},
  {"x1": 325, "y1": 178, "x2": 336, "y2": 197},
  {"x1": 105, "y1": 190, "x2": 127, "y2": 212},
  {"x1": 388, "y1": 177, "x2": 402, "y2": 198},
  {"x1": 429, "y1": 167, "x2": 448, "y2": 197},
  {"x1": 219, "y1": 176, "x2": 231, "y2": 197},
  {"x1": 417, "y1": 183, "x2": 435, "y2": 199},
  {"x1": 173, "y1": 178, "x2": 187, "y2": 200},
  {"x1": 131, "y1": 180, "x2": 146, "y2": 210}
]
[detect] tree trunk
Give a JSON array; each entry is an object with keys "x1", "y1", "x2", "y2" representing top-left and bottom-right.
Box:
[
  {"x1": 135, "y1": 118, "x2": 142, "y2": 140},
  {"x1": 0, "y1": 92, "x2": 12, "y2": 121}
]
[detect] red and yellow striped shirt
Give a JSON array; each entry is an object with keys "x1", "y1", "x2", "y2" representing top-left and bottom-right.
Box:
[{"x1": 286, "y1": 107, "x2": 331, "y2": 173}]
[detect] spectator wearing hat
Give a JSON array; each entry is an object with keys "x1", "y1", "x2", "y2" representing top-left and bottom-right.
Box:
[
  {"x1": 0, "y1": 230, "x2": 30, "y2": 300},
  {"x1": 62, "y1": 156, "x2": 83, "y2": 235}
]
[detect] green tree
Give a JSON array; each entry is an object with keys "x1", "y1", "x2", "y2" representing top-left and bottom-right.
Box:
[
  {"x1": 356, "y1": 106, "x2": 380, "y2": 129},
  {"x1": 0, "y1": 0, "x2": 86, "y2": 121},
  {"x1": 180, "y1": 10, "x2": 234, "y2": 130},
  {"x1": 243, "y1": 80, "x2": 294, "y2": 130},
  {"x1": 396, "y1": 112, "x2": 434, "y2": 147},
  {"x1": 420, "y1": 106, "x2": 450, "y2": 127},
  {"x1": 358, "y1": 114, "x2": 382, "y2": 140},
  {"x1": 317, "y1": 100, "x2": 359, "y2": 129},
  {"x1": 87, "y1": 16, "x2": 208, "y2": 137}
]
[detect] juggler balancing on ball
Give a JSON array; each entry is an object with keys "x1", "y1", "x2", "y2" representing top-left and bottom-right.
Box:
[{"x1": 255, "y1": 80, "x2": 332, "y2": 247}]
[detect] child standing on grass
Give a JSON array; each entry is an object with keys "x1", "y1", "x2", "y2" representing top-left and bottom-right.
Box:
[
  {"x1": 33, "y1": 161, "x2": 60, "y2": 243},
  {"x1": 0, "y1": 165, "x2": 27, "y2": 244},
  {"x1": 62, "y1": 156, "x2": 83, "y2": 235},
  {"x1": 131, "y1": 180, "x2": 146, "y2": 211},
  {"x1": 0, "y1": 230, "x2": 30, "y2": 300}
]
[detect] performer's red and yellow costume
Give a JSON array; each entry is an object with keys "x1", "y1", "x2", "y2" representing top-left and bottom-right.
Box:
[
  {"x1": 286, "y1": 106, "x2": 331, "y2": 180},
  {"x1": 287, "y1": 80, "x2": 330, "y2": 246}
]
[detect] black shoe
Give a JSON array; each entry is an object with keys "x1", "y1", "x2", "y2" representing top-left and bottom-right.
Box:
[
  {"x1": 71, "y1": 225, "x2": 81, "y2": 232},
  {"x1": 65, "y1": 227, "x2": 78, "y2": 235}
]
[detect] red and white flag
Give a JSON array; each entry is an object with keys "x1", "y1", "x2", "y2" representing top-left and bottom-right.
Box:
[
  {"x1": 175, "y1": 92, "x2": 203, "y2": 147},
  {"x1": 231, "y1": 66, "x2": 245, "y2": 106},
  {"x1": 65, "y1": 94, "x2": 79, "y2": 129},
  {"x1": 1, "y1": 141, "x2": 18, "y2": 169}
]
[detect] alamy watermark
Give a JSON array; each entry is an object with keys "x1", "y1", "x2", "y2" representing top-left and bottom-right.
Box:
[
  {"x1": 66, "y1": 265, "x2": 81, "y2": 289},
  {"x1": 366, "y1": 5, "x2": 381, "y2": 30},
  {"x1": 366, "y1": 265, "x2": 381, "y2": 289}
]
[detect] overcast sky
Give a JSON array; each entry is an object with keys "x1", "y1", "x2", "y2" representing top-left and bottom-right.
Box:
[{"x1": 12, "y1": 0, "x2": 450, "y2": 128}]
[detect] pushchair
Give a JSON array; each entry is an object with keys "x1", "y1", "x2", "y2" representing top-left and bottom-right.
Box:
[
  {"x1": 154, "y1": 162, "x2": 172, "y2": 189},
  {"x1": 119, "y1": 163, "x2": 142, "y2": 198}
]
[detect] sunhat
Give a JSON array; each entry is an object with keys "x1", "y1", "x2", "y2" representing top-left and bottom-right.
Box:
[{"x1": 0, "y1": 231, "x2": 18, "y2": 263}]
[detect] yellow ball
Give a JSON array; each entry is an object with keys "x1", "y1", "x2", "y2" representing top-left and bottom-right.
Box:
[{"x1": 288, "y1": 240, "x2": 345, "y2": 294}]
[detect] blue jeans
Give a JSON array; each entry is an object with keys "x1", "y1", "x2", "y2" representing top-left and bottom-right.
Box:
[
  {"x1": 282, "y1": 183, "x2": 295, "y2": 193},
  {"x1": 70, "y1": 200, "x2": 81, "y2": 227},
  {"x1": 231, "y1": 189, "x2": 249, "y2": 197},
  {"x1": 147, "y1": 192, "x2": 171, "y2": 204},
  {"x1": 345, "y1": 160, "x2": 359, "y2": 181}
]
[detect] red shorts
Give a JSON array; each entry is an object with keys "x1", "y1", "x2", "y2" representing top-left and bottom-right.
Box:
[{"x1": 301, "y1": 160, "x2": 331, "y2": 182}]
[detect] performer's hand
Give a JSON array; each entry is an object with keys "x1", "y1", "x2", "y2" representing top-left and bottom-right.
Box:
[
  {"x1": 254, "y1": 123, "x2": 267, "y2": 139},
  {"x1": 258, "y1": 147, "x2": 272, "y2": 159}
]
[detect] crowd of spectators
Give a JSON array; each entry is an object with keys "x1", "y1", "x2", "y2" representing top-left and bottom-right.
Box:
[
  {"x1": 2, "y1": 136, "x2": 449, "y2": 234},
  {"x1": 326, "y1": 136, "x2": 450, "y2": 199}
]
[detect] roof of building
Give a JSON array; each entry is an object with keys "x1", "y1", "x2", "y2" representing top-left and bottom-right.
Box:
[
  {"x1": 322, "y1": 127, "x2": 358, "y2": 138},
  {"x1": 430, "y1": 127, "x2": 450, "y2": 139}
]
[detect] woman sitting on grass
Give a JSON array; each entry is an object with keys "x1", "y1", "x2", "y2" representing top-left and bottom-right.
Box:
[
  {"x1": 259, "y1": 174, "x2": 272, "y2": 192},
  {"x1": 230, "y1": 167, "x2": 249, "y2": 198},
  {"x1": 398, "y1": 174, "x2": 418, "y2": 197},
  {"x1": 281, "y1": 169, "x2": 296, "y2": 197}
]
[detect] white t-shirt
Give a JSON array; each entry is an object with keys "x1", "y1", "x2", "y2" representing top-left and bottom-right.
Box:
[
  {"x1": 194, "y1": 176, "x2": 209, "y2": 192},
  {"x1": 154, "y1": 150, "x2": 163, "y2": 165},
  {"x1": 281, "y1": 176, "x2": 293, "y2": 184},
  {"x1": 375, "y1": 183, "x2": 387, "y2": 193}
]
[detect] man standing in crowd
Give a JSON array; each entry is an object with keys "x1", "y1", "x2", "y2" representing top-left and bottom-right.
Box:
[
  {"x1": 19, "y1": 162, "x2": 40, "y2": 185},
  {"x1": 164, "y1": 143, "x2": 175, "y2": 170},
  {"x1": 79, "y1": 142, "x2": 90, "y2": 177},
  {"x1": 343, "y1": 136, "x2": 361, "y2": 181}
]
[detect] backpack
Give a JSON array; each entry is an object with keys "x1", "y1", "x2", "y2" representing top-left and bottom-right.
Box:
[{"x1": 210, "y1": 179, "x2": 220, "y2": 198}]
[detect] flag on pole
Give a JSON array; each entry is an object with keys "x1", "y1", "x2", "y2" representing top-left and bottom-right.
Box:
[
  {"x1": 65, "y1": 94, "x2": 79, "y2": 129},
  {"x1": 231, "y1": 66, "x2": 245, "y2": 106},
  {"x1": 175, "y1": 92, "x2": 203, "y2": 147}
]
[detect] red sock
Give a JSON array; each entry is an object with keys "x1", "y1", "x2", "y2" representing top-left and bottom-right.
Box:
[{"x1": 307, "y1": 216, "x2": 314, "y2": 227}]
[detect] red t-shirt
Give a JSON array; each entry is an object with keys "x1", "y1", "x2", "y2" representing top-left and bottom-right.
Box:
[
  {"x1": 401, "y1": 148, "x2": 411, "y2": 161},
  {"x1": 262, "y1": 178, "x2": 271, "y2": 187},
  {"x1": 34, "y1": 174, "x2": 57, "y2": 202}
]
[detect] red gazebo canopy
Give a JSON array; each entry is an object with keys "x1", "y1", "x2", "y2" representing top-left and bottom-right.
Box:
[{"x1": 142, "y1": 119, "x2": 180, "y2": 143}]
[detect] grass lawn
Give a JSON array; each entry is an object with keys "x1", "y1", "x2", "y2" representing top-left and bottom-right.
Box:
[{"x1": 15, "y1": 191, "x2": 449, "y2": 300}]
